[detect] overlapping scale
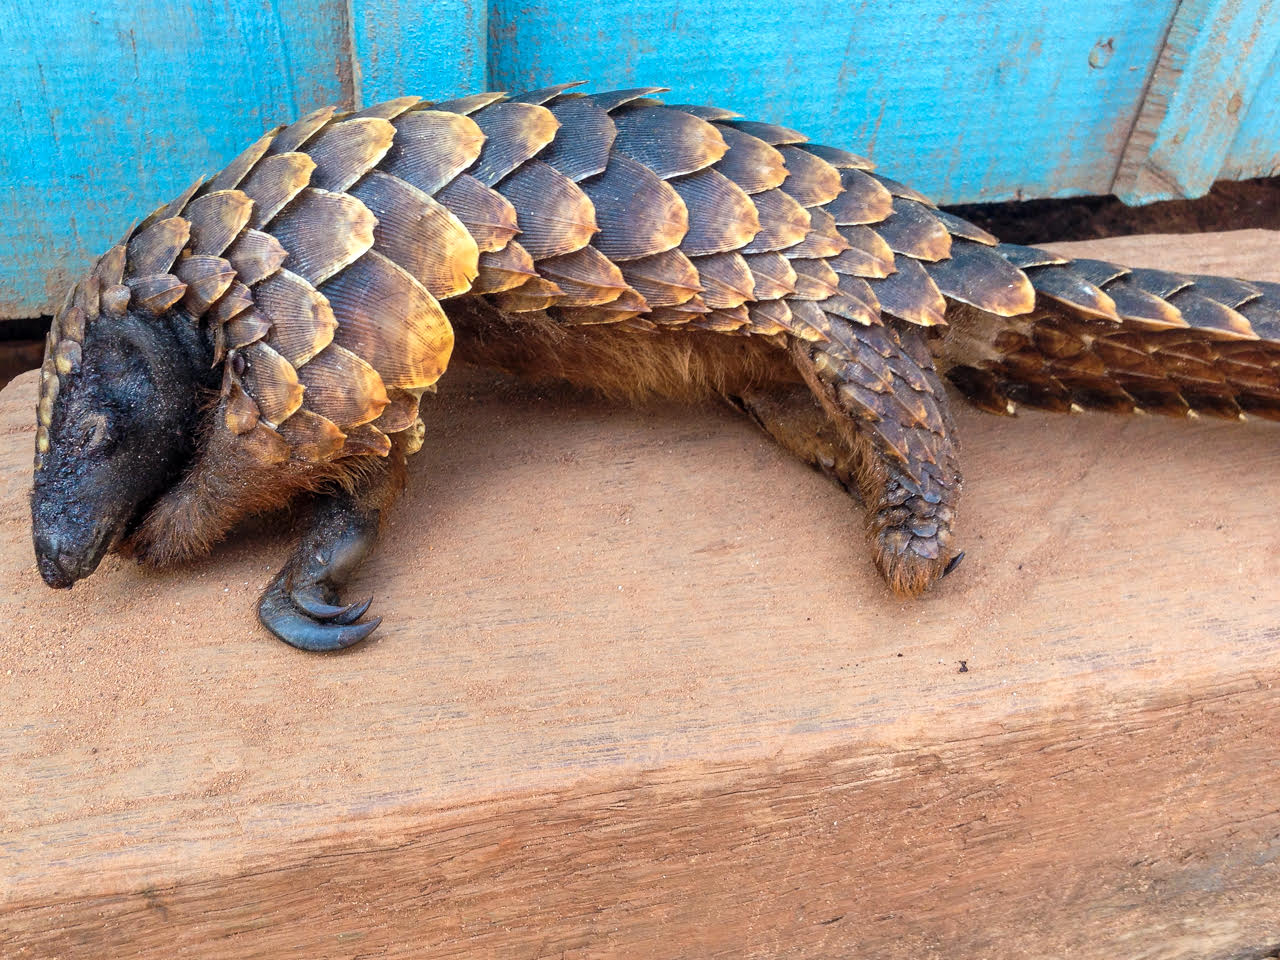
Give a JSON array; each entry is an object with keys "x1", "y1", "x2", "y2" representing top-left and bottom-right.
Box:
[
  {"x1": 297, "y1": 343, "x2": 390, "y2": 428},
  {"x1": 185, "y1": 190, "x2": 253, "y2": 256},
  {"x1": 269, "y1": 105, "x2": 336, "y2": 155},
  {"x1": 175, "y1": 255, "x2": 236, "y2": 316},
  {"x1": 257, "y1": 269, "x2": 337, "y2": 366},
  {"x1": 712, "y1": 126, "x2": 788, "y2": 194},
  {"x1": 266, "y1": 188, "x2": 376, "y2": 285},
  {"x1": 351, "y1": 171, "x2": 480, "y2": 298},
  {"x1": 670, "y1": 169, "x2": 760, "y2": 257},
  {"x1": 320, "y1": 250, "x2": 455, "y2": 390},
  {"x1": 538, "y1": 98, "x2": 617, "y2": 181},
  {"x1": 469, "y1": 102, "x2": 560, "y2": 185},
  {"x1": 381, "y1": 110, "x2": 485, "y2": 195},
  {"x1": 874, "y1": 199, "x2": 952, "y2": 262},
  {"x1": 239, "y1": 342, "x2": 304, "y2": 426},
  {"x1": 204, "y1": 131, "x2": 276, "y2": 193},
  {"x1": 776, "y1": 146, "x2": 842, "y2": 207},
  {"x1": 241, "y1": 153, "x2": 317, "y2": 229},
  {"x1": 536, "y1": 246, "x2": 629, "y2": 306},
  {"x1": 279, "y1": 408, "x2": 347, "y2": 460},
  {"x1": 434, "y1": 174, "x2": 520, "y2": 252},
  {"x1": 224, "y1": 229, "x2": 288, "y2": 286},
  {"x1": 618, "y1": 250, "x2": 702, "y2": 307},
  {"x1": 498, "y1": 161, "x2": 599, "y2": 259},
  {"x1": 474, "y1": 242, "x2": 539, "y2": 294},
  {"x1": 579, "y1": 153, "x2": 687, "y2": 261},
  {"x1": 690, "y1": 253, "x2": 755, "y2": 309},
  {"x1": 305, "y1": 117, "x2": 396, "y2": 192},
  {"x1": 125, "y1": 218, "x2": 190, "y2": 278},
  {"x1": 611, "y1": 106, "x2": 728, "y2": 178},
  {"x1": 739, "y1": 189, "x2": 808, "y2": 254}
]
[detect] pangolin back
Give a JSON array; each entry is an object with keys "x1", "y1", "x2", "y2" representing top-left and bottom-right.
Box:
[{"x1": 36, "y1": 83, "x2": 1280, "y2": 479}]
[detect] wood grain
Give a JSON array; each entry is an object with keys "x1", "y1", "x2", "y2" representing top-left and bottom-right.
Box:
[{"x1": 2, "y1": 232, "x2": 1280, "y2": 958}]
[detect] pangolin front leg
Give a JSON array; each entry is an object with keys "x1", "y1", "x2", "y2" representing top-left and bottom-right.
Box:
[{"x1": 258, "y1": 444, "x2": 406, "y2": 651}]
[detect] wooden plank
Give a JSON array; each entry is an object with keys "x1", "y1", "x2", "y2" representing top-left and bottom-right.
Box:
[
  {"x1": 352, "y1": 0, "x2": 487, "y2": 107},
  {"x1": 488, "y1": 0, "x2": 1180, "y2": 204},
  {"x1": 1113, "y1": 0, "x2": 1280, "y2": 203},
  {"x1": 0, "y1": 0, "x2": 353, "y2": 319},
  {"x1": 1222, "y1": 45, "x2": 1280, "y2": 181},
  {"x1": 3, "y1": 232, "x2": 1280, "y2": 957}
]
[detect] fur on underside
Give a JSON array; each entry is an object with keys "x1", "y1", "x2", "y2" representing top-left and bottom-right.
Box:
[
  {"x1": 121, "y1": 308, "x2": 802, "y2": 566},
  {"x1": 447, "y1": 301, "x2": 804, "y2": 403},
  {"x1": 122, "y1": 415, "x2": 399, "y2": 566}
]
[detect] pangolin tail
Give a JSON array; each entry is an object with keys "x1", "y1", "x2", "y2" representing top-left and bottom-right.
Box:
[{"x1": 938, "y1": 241, "x2": 1280, "y2": 421}]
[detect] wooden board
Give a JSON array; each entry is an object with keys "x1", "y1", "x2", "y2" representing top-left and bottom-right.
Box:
[{"x1": 2, "y1": 232, "x2": 1280, "y2": 958}]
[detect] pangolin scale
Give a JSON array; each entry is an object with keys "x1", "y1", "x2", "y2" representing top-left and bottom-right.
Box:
[{"x1": 30, "y1": 83, "x2": 1280, "y2": 650}]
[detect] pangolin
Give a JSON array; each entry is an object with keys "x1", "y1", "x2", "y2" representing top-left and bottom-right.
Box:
[{"x1": 29, "y1": 83, "x2": 1280, "y2": 650}]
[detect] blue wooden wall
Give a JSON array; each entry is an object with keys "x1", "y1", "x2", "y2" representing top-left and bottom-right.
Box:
[{"x1": 2, "y1": 0, "x2": 1277, "y2": 317}]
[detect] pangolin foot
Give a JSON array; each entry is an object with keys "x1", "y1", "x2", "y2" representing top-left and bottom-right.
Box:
[
  {"x1": 258, "y1": 571, "x2": 381, "y2": 652},
  {"x1": 257, "y1": 518, "x2": 382, "y2": 651}
]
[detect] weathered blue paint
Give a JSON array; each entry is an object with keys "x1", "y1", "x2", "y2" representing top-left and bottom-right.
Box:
[
  {"x1": 1112, "y1": 0, "x2": 1280, "y2": 204},
  {"x1": 0, "y1": 0, "x2": 352, "y2": 317},
  {"x1": 2, "y1": 0, "x2": 1278, "y2": 317},
  {"x1": 352, "y1": 0, "x2": 487, "y2": 105},
  {"x1": 1223, "y1": 45, "x2": 1280, "y2": 182},
  {"x1": 488, "y1": 0, "x2": 1179, "y2": 204}
]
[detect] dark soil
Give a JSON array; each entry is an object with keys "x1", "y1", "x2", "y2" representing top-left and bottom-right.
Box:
[{"x1": 946, "y1": 176, "x2": 1280, "y2": 244}]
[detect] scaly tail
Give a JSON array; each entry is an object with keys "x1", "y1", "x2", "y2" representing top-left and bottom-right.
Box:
[{"x1": 938, "y1": 243, "x2": 1280, "y2": 420}]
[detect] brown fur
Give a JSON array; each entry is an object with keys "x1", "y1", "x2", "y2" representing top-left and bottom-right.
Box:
[
  {"x1": 123, "y1": 416, "x2": 384, "y2": 565},
  {"x1": 123, "y1": 303, "x2": 954, "y2": 601},
  {"x1": 123, "y1": 308, "x2": 799, "y2": 568},
  {"x1": 448, "y1": 301, "x2": 802, "y2": 404}
]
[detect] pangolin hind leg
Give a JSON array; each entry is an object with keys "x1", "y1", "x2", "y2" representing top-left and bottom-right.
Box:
[
  {"x1": 778, "y1": 321, "x2": 963, "y2": 596},
  {"x1": 258, "y1": 444, "x2": 407, "y2": 651}
]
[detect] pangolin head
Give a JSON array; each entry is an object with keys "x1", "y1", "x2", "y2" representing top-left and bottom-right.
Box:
[{"x1": 31, "y1": 238, "x2": 208, "y2": 589}]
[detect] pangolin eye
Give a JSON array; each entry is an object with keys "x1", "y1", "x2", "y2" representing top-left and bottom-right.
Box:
[{"x1": 82, "y1": 413, "x2": 110, "y2": 449}]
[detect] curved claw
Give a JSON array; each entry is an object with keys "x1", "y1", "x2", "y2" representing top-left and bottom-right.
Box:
[
  {"x1": 330, "y1": 594, "x2": 374, "y2": 625},
  {"x1": 258, "y1": 576, "x2": 381, "y2": 652},
  {"x1": 292, "y1": 582, "x2": 370, "y2": 622},
  {"x1": 943, "y1": 551, "x2": 966, "y2": 577}
]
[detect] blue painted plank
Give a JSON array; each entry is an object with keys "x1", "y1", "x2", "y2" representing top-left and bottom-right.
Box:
[
  {"x1": 353, "y1": 0, "x2": 487, "y2": 105},
  {"x1": 488, "y1": 0, "x2": 1179, "y2": 207},
  {"x1": 1112, "y1": 0, "x2": 1280, "y2": 204},
  {"x1": 1222, "y1": 45, "x2": 1280, "y2": 182},
  {"x1": 7, "y1": 0, "x2": 1279, "y2": 318},
  {"x1": 0, "y1": 0, "x2": 352, "y2": 317}
]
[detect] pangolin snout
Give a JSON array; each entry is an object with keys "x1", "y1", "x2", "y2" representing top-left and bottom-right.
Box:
[{"x1": 33, "y1": 530, "x2": 105, "y2": 588}]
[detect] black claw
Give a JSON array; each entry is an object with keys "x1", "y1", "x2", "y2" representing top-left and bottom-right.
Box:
[
  {"x1": 331, "y1": 595, "x2": 374, "y2": 625},
  {"x1": 292, "y1": 583, "x2": 366, "y2": 621},
  {"x1": 258, "y1": 574, "x2": 381, "y2": 652},
  {"x1": 943, "y1": 551, "x2": 966, "y2": 577},
  {"x1": 264, "y1": 609, "x2": 382, "y2": 652}
]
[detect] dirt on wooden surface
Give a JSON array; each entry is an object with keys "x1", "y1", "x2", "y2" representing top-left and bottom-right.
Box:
[{"x1": 2, "y1": 230, "x2": 1280, "y2": 958}]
